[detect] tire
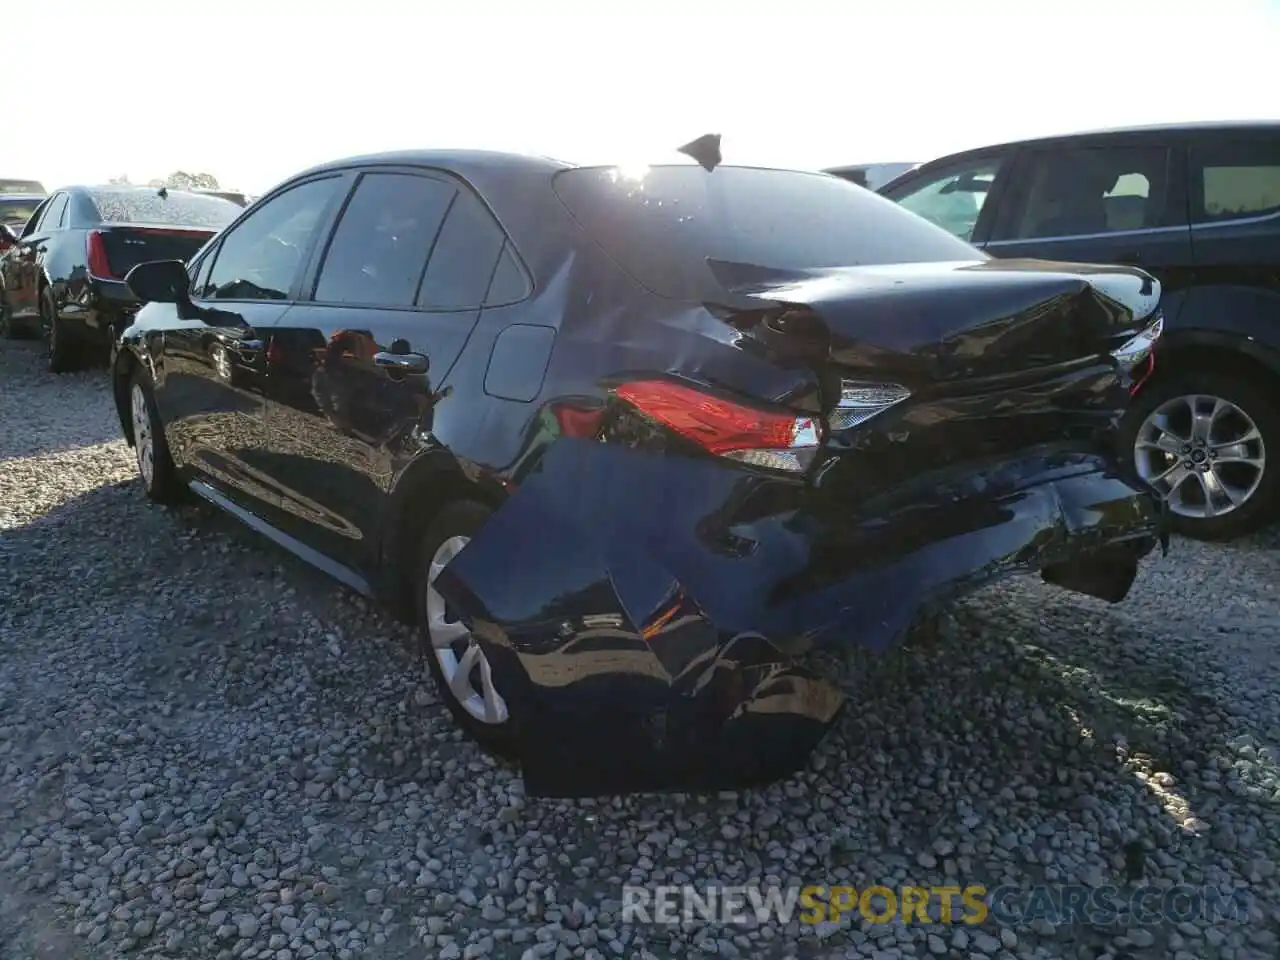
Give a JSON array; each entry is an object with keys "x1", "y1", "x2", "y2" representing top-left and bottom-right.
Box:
[
  {"x1": 129, "y1": 366, "x2": 183, "y2": 504},
  {"x1": 43, "y1": 287, "x2": 81, "y2": 373},
  {"x1": 412, "y1": 500, "x2": 518, "y2": 758},
  {"x1": 1120, "y1": 366, "x2": 1279, "y2": 541}
]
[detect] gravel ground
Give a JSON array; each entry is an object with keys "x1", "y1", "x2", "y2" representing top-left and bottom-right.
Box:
[{"x1": 1, "y1": 339, "x2": 1278, "y2": 960}]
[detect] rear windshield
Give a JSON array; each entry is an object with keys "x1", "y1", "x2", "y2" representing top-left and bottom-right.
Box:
[
  {"x1": 0, "y1": 197, "x2": 42, "y2": 227},
  {"x1": 0, "y1": 179, "x2": 44, "y2": 195},
  {"x1": 89, "y1": 189, "x2": 241, "y2": 230},
  {"x1": 553, "y1": 165, "x2": 983, "y2": 300}
]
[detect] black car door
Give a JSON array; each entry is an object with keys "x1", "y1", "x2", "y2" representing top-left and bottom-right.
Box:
[
  {"x1": 152, "y1": 173, "x2": 349, "y2": 517},
  {"x1": 258, "y1": 167, "x2": 510, "y2": 570},
  {"x1": 878, "y1": 150, "x2": 1015, "y2": 247},
  {"x1": 982, "y1": 139, "x2": 1194, "y2": 321}
]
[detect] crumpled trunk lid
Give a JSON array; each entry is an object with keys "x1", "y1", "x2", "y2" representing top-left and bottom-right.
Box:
[{"x1": 707, "y1": 256, "x2": 1160, "y2": 387}]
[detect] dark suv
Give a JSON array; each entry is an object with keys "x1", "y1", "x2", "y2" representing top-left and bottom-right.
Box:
[{"x1": 877, "y1": 121, "x2": 1280, "y2": 540}]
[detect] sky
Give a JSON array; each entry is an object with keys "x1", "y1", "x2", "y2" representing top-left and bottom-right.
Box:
[{"x1": 7, "y1": 0, "x2": 1280, "y2": 195}]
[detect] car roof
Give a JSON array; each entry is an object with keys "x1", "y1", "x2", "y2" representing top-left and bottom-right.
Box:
[
  {"x1": 0, "y1": 193, "x2": 46, "y2": 203},
  {"x1": 922, "y1": 119, "x2": 1280, "y2": 165}
]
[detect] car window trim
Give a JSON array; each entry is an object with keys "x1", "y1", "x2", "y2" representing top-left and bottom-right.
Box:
[
  {"x1": 303, "y1": 167, "x2": 457, "y2": 311},
  {"x1": 299, "y1": 164, "x2": 529, "y2": 313},
  {"x1": 194, "y1": 172, "x2": 351, "y2": 306},
  {"x1": 48, "y1": 193, "x2": 70, "y2": 230},
  {"x1": 987, "y1": 140, "x2": 1182, "y2": 246}
]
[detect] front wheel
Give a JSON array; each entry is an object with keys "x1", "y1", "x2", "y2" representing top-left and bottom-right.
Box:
[
  {"x1": 1121, "y1": 367, "x2": 1278, "y2": 541},
  {"x1": 413, "y1": 500, "x2": 518, "y2": 758},
  {"x1": 129, "y1": 369, "x2": 183, "y2": 504}
]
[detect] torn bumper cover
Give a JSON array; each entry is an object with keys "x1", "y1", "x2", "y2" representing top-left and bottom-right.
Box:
[{"x1": 435, "y1": 438, "x2": 1164, "y2": 797}]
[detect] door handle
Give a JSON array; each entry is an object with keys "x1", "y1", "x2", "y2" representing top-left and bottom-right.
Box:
[{"x1": 373, "y1": 351, "x2": 429, "y2": 374}]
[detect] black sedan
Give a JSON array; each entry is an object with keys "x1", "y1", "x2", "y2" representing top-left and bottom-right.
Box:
[
  {"x1": 110, "y1": 143, "x2": 1168, "y2": 797},
  {"x1": 0, "y1": 184, "x2": 241, "y2": 369}
]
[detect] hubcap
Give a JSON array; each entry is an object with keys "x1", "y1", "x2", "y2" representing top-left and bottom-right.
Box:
[
  {"x1": 424, "y1": 535, "x2": 509, "y2": 725},
  {"x1": 130, "y1": 383, "x2": 155, "y2": 489},
  {"x1": 212, "y1": 344, "x2": 232, "y2": 380},
  {"x1": 1134, "y1": 393, "x2": 1266, "y2": 519}
]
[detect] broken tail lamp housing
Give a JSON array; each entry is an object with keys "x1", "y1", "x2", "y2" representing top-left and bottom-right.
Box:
[
  {"x1": 1110, "y1": 313, "x2": 1164, "y2": 394},
  {"x1": 828, "y1": 380, "x2": 912, "y2": 431},
  {"x1": 613, "y1": 378, "x2": 910, "y2": 474}
]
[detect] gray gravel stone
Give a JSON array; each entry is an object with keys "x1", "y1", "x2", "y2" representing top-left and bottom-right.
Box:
[{"x1": 1, "y1": 338, "x2": 1278, "y2": 960}]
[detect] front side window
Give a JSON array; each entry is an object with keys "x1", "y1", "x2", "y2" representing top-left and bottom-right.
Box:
[
  {"x1": 202, "y1": 177, "x2": 340, "y2": 301},
  {"x1": 1191, "y1": 139, "x2": 1280, "y2": 223},
  {"x1": 891, "y1": 158, "x2": 1003, "y2": 241},
  {"x1": 554, "y1": 164, "x2": 981, "y2": 302},
  {"x1": 21, "y1": 197, "x2": 53, "y2": 237},
  {"x1": 1008, "y1": 146, "x2": 1169, "y2": 240},
  {"x1": 314, "y1": 172, "x2": 455, "y2": 307}
]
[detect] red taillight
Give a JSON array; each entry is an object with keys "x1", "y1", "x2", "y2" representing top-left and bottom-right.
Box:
[
  {"x1": 614, "y1": 379, "x2": 819, "y2": 473},
  {"x1": 86, "y1": 231, "x2": 116, "y2": 280}
]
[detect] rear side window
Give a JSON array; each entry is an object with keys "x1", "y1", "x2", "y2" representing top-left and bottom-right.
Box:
[
  {"x1": 90, "y1": 188, "x2": 241, "y2": 230},
  {"x1": 46, "y1": 194, "x2": 70, "y2": 229},
  {"x1": 554, "y1": 164, "x2": 981, "y2": 301},
  {"x1": 1191, "y1": 139, "x2": 1280, "y2": 223},
  {"x1": 416, "y1": 189, "x2": 506, "y2": 309},
  {"x1": 1005, "y1": 146, "x2": 1169, "y2": 240},
  {"x1": 314, "y1": 172, "x2": 454, "y2": 308}
]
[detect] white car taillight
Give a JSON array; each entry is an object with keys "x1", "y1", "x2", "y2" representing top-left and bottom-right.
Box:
[{"x1": 828, "y1": 381, "x2": 912, "y2": 431}]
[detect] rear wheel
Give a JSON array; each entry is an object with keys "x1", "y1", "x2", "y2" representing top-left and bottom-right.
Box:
[
  {"x1": 43, "y1": 287, "x2": 81, "y2": 373},
  {"x1": 1121, "y1": 367, "x2": 1278, "y2": 541},
  {"x1": 413, "y1": 500, "x2": 518, "y2": 758}
]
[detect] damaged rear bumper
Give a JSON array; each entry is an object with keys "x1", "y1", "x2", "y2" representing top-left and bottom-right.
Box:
[{"x1": 435, "y1": 439, "x2": 1165, "y2": 797}]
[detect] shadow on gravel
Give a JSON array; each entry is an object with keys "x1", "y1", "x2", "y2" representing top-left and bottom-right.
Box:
[
  {"x1": 808, "y1": 588, "x2": 1276, "y2": 890},
  {"x1": 0, "y1": 342, "x2": 121, "y2": 461}
]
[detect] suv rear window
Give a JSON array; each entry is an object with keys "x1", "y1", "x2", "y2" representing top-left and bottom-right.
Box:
[
  {"x1": 0, "y1": 179, "x2": 45, "y2": 195},
  {"x1": 89, "y1": 189, "x2": 241, "y2": 230},
  {"x1": 0, "y1": 197, "x2": 42, "y2": 227},
  {"x1": 553, "y1": 165, "x2": 982, "y2": 301}
]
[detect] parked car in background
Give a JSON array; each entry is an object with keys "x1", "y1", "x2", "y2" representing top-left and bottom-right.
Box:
[
  {"x1": 112, "y1": 146, "x2": 1164, "y2": 796},
  {"x1": 0, "y1": 178, "x2": 46, "y2": 195},
  {"x1": 0, "y1": 184, "x2": 241, "y2": 367},
  {"x1": 0, "y1": 194, "x2": 44, "y2": 252},
  {"x1": 825, "y1": 161, "x2": 918, "y2": 191},
  {"x1": 194, "y1": 188, "x2": 250, "y2": 207},
  {"x1": 877, "y1": 121, "x2": 1280, "y2": 540}
]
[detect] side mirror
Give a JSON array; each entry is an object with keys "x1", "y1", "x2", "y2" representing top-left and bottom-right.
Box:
[
  {"x1": 0, "y1": 223, "x2": 19, "y2": 248},
  {"x1": 125, "y1": 259, "x2": 190, "y2": 304}
]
